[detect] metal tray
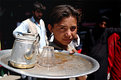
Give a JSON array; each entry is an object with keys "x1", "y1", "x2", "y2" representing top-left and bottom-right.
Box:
[{"x1": 0, "y1": 49, "x2": 99, "y2": 79}]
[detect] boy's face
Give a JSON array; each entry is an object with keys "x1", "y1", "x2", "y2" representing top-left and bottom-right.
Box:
[{"x1": 51, "y1": 16, "x2": 77, "y2": 46}]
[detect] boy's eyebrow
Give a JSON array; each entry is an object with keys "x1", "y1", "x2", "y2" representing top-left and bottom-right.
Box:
[
  {"x1": 55, "y1": 24, "x2": 67, "y2": 27},
  {"x1": 55, "y1": 24, "x2": 77, "y2": 28}
]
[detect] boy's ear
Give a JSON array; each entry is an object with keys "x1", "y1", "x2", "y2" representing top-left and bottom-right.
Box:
[{"x1": 48, "y1": 24, "x2": 53, "y2": 33}]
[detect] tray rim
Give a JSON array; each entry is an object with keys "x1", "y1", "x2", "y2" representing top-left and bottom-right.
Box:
[{"x1": 0, "y1": 49, "x2": 100, "y2": 79}]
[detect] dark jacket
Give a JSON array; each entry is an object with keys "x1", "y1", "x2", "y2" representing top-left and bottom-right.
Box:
[{"x1": 82, "y1": 27, "x2": 108, "y2": 80}]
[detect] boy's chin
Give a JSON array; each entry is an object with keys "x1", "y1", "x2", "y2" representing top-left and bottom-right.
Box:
[{"x1": 62, "y1": 42, "x2": 70, "y2": 46}]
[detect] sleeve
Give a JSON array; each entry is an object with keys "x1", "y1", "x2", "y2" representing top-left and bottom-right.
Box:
[
  {"x1": 109, "y1": 33, "x2": 121, "y2": 80},
  {"x1": 40, "y1": 19, "x2": 49, "y2": 45},
  {"x1": 13, "y1": 20, "x2": 29, "y2": 38},
  {"x1": 73, "y1": 34, "x2": 80, "y2": 47},
  {"x1": 40, "y1": 19, "x2": 46, "y2": 31}
]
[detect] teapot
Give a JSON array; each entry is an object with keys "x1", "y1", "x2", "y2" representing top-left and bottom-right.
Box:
[{"x1": 10, "y1": 33, "x2": 39, "y2": 68}]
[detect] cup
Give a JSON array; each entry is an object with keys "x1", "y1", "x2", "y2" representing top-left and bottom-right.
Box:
[{"x1": 38, "y1": 46, "x2": 55, "y2": 67}]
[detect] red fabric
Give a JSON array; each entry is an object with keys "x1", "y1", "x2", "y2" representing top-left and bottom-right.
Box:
[
  {"x1": 108, "y1": 33, "x2": 121, "y2": 80},
  {"x1": 77, "y1": 49, "x2": 82, "y2": 53}
]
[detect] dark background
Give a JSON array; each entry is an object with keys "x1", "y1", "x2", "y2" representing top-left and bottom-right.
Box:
[{"x1": 0, "y1": 0, "x2": 120, "y2": 49}]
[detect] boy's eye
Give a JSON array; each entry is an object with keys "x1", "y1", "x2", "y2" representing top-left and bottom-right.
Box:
[
  {"x1": 60, "y1": 26, "x2": 67, "y2": 31},
  {"x1": 56, "y1": 25, "x2": 67, "y2": 31},
  {"x1": 60, "y1": 27, "x2": 65, "y2": 29},
  {"x1": 70, "y1": 26, "x2": 77, "y2": 31}
]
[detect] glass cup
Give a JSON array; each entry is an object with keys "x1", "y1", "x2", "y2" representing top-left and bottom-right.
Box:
[{"x1": 38, "y1": 46, "x2": 55, "y2": 67}]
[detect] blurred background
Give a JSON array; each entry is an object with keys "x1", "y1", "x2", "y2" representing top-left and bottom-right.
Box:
[{"x1": 0, "y1": 0, "x2": 120, "y2": 50}]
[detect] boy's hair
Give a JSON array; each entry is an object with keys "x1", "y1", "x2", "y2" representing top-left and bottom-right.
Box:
[{"x1": 48, "y1": 5, "x2": 80, "y2": 27}]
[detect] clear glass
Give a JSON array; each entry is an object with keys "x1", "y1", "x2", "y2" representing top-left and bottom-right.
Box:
[{"x1": 38, "y1": 46, "x2": 55, "y2": 67}]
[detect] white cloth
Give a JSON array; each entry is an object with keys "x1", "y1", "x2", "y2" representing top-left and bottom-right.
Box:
[
  {"x1": 13, "y1": 16, "x2": 47, "y2": 49},
  {"x1": 71, "y1": 34, "x2": 80, "y2": 47}
]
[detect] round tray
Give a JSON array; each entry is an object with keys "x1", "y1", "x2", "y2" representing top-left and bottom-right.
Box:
[{"x1": 0, "y1": 49, "x2": 99, "y2": 79}]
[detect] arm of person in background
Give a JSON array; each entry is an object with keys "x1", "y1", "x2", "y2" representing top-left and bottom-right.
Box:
[
  {"x1": 69, "y1": 34, "x2": 81, "y2": 54},
  {"x1": 13, "y1": 20, "x2": 29, "y2": 38},
  {"x1": 73, "y1": 34, "x2": 80, "y2": 47}
]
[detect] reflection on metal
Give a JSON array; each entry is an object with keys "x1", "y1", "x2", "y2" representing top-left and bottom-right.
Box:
[
  {"x1": 10, "y1": 33, "x2": 37, "y2": 69},
  {"x1": 0, "y1": 49, "x2": 99, "y2": 79}
]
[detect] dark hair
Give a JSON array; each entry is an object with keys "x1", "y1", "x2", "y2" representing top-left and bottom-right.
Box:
[
  {"x1": 32, "y1": 1, "x2": 46, "y2": 13},
  {"x1": 48, "y1": 5, "x2": 80, "y2": 27}
]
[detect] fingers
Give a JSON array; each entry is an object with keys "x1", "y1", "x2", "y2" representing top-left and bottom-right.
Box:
[{"x1": 69, "y1": 49, "x2": 78, "y2": 55}]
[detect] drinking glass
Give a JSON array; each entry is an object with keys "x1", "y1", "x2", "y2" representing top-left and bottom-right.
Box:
[{"x1": 38, "y1": 46, "x2": 55, "y2": 67}]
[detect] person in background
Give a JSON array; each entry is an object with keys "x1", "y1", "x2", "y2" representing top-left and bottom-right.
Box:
[
  {"x1": 82, "y1": 16, "x2": 110, "y2": 80},
  {"x1": 97, "y1": 16, "x2": 110, "y2": 28},
  {"x1": 107, "y1": 30, "x2": 121, "y2": 80},
  {"x1": 47, "y1": 5, "x2": 86, "y2": 80},
  {"x1": 13, "y1": 1, "x2": 48, "y2": 49},
  {"x1": 13, "y1": 1, "x2": 47, "y2": 80}
]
